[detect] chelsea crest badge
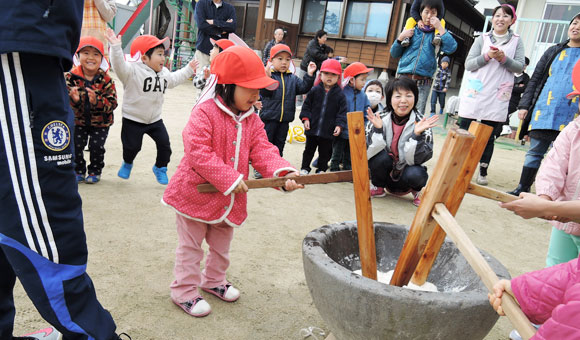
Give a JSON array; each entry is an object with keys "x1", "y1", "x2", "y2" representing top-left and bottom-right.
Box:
[{"x1": 42, "y1": 121, "x2": 70, "y2": 152}]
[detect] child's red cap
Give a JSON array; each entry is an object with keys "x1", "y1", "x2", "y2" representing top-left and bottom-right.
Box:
[
  {"x1": 212, "y1": 46, "x2": 279, "y2": 90},
  {"x1": 567, "y1": 59, "x2": 580, "y2": 99},
  {"x1": 269, "y1": 44, "x2": 292, "y2": 61},
  {"x1": 320, "y1": 59, "x2": 342, "y2": 75},
  {"x1": 343, "y1": 62, "x2": 373, "y2": 79},
  {"x1": 76, "y1": 36, "x2": 105, "y2": 56},
  {"x1": 210, "y1": 38, "x2": 235, "y2": 50},
  {"x1": 130, "y1": 35, "x2": 169, "y2": 57}
]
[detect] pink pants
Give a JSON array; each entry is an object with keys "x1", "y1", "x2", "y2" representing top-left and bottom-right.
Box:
[{"x1": 170, "y1": 214, "x2": 234, "y2": 302}]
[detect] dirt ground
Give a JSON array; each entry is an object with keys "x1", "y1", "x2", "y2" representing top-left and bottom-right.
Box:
[{"x1": 13, "y1": 77, "x2": 551, "y2": 340}]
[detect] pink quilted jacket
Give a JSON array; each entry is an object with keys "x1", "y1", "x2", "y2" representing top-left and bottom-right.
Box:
[
  {"x1": 535, "y1": 117, "x2": 580, "y2": 235},
  {"x1": 162, "y1": 97, "x2": 296, "y2": 227},
  {"x1": 511, "y1": 257, "x2": 580, "y2": 339}
]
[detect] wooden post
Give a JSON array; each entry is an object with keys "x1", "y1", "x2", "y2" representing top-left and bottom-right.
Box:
[
  {"x1": 432, "y1": 203, "x2": 537, "y2": 340},
  {"x1": 410, "y1": 122, "x2": 493, "y2": 285},
  {"x1": 390, "y1": 129, "x2": 474, "y2": 286},
  {"x1": 348, "y1": 111, "x2": 377, "y2": 280}
]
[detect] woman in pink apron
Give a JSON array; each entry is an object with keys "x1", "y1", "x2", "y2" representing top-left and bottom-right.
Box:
[{"x1": 458, "y1": 4, "x2": 525, "y2": 185}]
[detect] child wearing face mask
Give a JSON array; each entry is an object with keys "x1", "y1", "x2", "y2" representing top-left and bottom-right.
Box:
[
  {"x1": 364, "y1": 79, "x2": 385, "y2": 113},
  {"x1": 365, "y1": 77, "x2": 439, "y2": 206},
  {"x1": 162, "y1": 46, "x2": 303, "y2": 318}
]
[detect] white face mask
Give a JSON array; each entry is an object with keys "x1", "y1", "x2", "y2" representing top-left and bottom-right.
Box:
[{"x1": 366, "y1": 91, "x2": 382, "y2": 107}]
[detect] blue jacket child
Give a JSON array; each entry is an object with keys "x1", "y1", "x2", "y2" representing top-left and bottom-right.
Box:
[{"x1": 260, "y1": 44, "x2": 316, "y2": 156}]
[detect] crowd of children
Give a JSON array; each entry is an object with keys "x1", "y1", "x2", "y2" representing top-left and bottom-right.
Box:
[{"x1": 9, "y1": 1, "x2": 578, "y2": 338}]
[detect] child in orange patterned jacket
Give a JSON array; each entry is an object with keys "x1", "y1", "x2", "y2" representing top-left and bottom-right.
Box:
[{"x1": 66, "y1": 36, "x2": 117, "y2": 184}]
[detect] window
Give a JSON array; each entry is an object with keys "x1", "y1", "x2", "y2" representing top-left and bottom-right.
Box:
[
  {"x1": 302, "y1": 0, "x2": 344, "y2": 35},
  {"x1": 344, "y1": 2, "x2": 392, "y2": 39},
  {"x1": 539, "y1": 3, "x2": 580, "y2": 42},
  {"x1": 301, "y1": 0, "x2": 392, "y2": 41}
]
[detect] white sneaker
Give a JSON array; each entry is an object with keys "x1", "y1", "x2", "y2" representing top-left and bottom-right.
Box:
[
  {"x1": 476, "y1": 174, "x2": 488, "y2": 185},
  {"x1": 173, "y1": 296, "x2": 212, "y2": 317},
  {"x1": 202, "y1": 283, "x2": 240, "y2": 302},
  {"x1": 300, "y1": 169, "x2": 309, "y2": 175}
]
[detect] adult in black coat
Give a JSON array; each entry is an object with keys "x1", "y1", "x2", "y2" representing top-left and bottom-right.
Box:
[{"x1": 300, "y1": 29, "x2": 329, "y2": 72}]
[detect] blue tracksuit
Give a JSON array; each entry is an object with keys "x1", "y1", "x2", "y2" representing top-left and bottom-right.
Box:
[{"x1": 0, "y1": 1, "x2": 117, "y2": 339}]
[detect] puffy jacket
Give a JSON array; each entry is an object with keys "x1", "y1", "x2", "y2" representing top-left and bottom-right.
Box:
[
  {"x1": 299, "y1": 83, "x2": 347, "y2": 139},
  {"x1": 535, "y1": 117, "x2": 580, "y2": 236},
  {"x1": 340, "y1": 85, "x2": 370, "y2": 139},
  {"x1": 511, "y1": 257, "x2": 580, "y2": 339},
  {"x1": 300, "y1": 39, "x2": 328, "y2": 71},
  {"x1": 366, "y1": 109, "x2": 434, "y2": 172},
  {"x1": 162, "y1": 97, "x2": 296, "y2": 227},
  {"x1": 390, "y1": 28, "x2": 457, "y2": 78},
  {"x1": 0, "y1": 0, "x2": 83, "y2": 70},
  {"x1": 194, "y1": 0, "x2": 236, "y2": 55},
  {"x1": 66, "y1": 66, "x2": 118, "y2": 128},
  {"x1": 260, "y1": 71, "x2": 314, "y2": 122},
  {"x1": 517, "y1": 41, "x2": 570, "y2": 139}
]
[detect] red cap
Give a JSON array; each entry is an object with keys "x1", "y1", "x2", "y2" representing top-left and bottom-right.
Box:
[
  {"x1": 77, "y1": 36, "x2": 105, "y2": 56},
  {"x1": 210, "y1": 38, "x2": 235, "y2": 51},
  {"x1": 567, "y1": 59, "x2": 580, "y2": 99},
  {"x1": 269, "y1": 44, "x2": 292, "y2": 61},
  {"x1": 343, "y1": 62, "x2": 373, "y2": 79},
  {"x1": 320, "y1": 59, "x2": 342, "y2": 75},
  {"x1": 211, "y1": 46, "x2": 279, "y2": 90},
  {"x1": 130, "y1": 35, "x2": 169, "y2": 57}
]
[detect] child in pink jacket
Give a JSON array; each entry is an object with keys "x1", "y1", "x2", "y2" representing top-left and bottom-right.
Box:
[
  {"x1": 489, "y1": 256, "x2": 580, "y2": 340},
  {"x1": 532, "y1": 59, "x2": 580, "y2": 268},
  {"x1": 162, "y1": 46, "x2": 303, "y2": 317}
]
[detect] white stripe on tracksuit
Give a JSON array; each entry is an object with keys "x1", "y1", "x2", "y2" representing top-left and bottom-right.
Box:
[{"x1": 0, "y1": 52, "x2": 59, "y2": 263}]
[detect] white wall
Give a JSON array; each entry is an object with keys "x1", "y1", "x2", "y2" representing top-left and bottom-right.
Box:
[
  {"x1": 277, "y1": 0, "x2": 301, "y2": 24},
  {"x1": 265, "y1": 3, "x2": 274, "y2": 19}
]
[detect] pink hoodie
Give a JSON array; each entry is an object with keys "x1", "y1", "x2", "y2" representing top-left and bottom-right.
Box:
[
  {"x1": 535, "y1": 117, "x2": 580, "y2": 235},
  {"x1": 511, "y1": 257, "x2": 580, "y2": 339},
  {"x1": 162, "y1": 97, "x2": 296, "y2": 227}
]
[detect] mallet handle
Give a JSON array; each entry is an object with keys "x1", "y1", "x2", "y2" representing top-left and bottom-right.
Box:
[
  {"x1": 196, "y1": 170, "x2": 353, "y2": 193},
  {"x1": 432, "y1": 203, "x2": 536, "y2": 340},
  {"x1": 467, "y1": 183, "x2": 517, "y2": 203}
]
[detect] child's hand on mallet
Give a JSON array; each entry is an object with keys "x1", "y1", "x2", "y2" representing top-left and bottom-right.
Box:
[
  {"x1": 333, "y1": 126, "x2": 341, "y2": 136},
  {"x1": 488, "y1": 279, "x2": 513, "y2": 316},
  {"x1": 86, "y1": 88, "x2": 97, "y2": 105},
  {"x1": 232, "y1": 180, "x2": 248, "y2": 194},
  {"x1": 105, "y1": 28, "x2": 122, "y2": 45},
  {"x1": 70, "y1": 87, "x2": 80, "y2": 103},
  {"x1": 283, "y1": 172, "x2": 304, "y2": 191},
  {"x1": 188, "y1": 59, "x2": 199, "y2": 72},
  {"x1": 307, "y1": 61, "x2": 317, "y2": 76}
]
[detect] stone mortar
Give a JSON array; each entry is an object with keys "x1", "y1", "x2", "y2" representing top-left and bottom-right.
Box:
[{"x1": 302, "y1": 222, "x2": 511, "y2": 340}]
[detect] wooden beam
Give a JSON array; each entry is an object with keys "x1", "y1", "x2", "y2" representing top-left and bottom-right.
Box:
[
  {"x1": 389, "y1": 129, "x2": 474, "y2": 286},
  {"x1": 255, "y1": 0, "x2": 268, "y2": 49},
  {"x1": 348, "y1": 111, "x2": 377, "y2": 280},
  {"x1": 466, "y1": 183, "x2": 517, "y2": 204},
  {"x1": 411, "y1": 122, "x2": 493, "y2": 285},
  {"x1": 432, "y1": 203, "x2": 536, "y2": 340},
  {"x1": 196, "y1": 171, "x2": 353, "y2": 193}
]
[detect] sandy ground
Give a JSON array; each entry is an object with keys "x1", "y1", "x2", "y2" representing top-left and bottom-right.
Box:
[{"x1": 13, "y1": 78, "x2": 551, "y2": 340}]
